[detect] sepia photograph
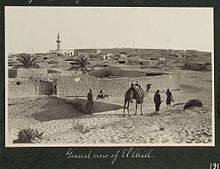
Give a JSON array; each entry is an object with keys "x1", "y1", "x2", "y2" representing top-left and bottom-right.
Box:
[{"x1": 5, "y1": 7, "x2": 214, "y2": 147}]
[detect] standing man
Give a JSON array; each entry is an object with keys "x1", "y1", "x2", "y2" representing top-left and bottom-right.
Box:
[
  {"x1": 145, "y1": 84, "x2": 152, "y2": 101},
  {"x1": 86, "y1": 88, "x2": 94, "y2": 114},
  {"x1": 166, "y1": 89, "x2": 174, "y2": 107},
  {"x1": 154, "y1": 90, "x2": 161, "y2": 113}
]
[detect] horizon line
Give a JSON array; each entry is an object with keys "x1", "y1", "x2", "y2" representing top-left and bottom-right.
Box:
[{"x1": 8, "y1": 47, "x2": 212, "y2": 54}]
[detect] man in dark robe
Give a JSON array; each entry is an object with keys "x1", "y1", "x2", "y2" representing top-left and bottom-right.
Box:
[
  {"x1": 86, "y1": 89, "x2": 94, "y2": 114},
  {"x1": 166, "y1": 89, "x2": 174, "y2": 107},
  {"x1": 154, "y1": 90, "x2": 161, "y2": 112}
]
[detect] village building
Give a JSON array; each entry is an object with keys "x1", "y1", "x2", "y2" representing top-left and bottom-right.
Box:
[
  {"x1": 74, "y1": 49, "x2": 97, "y2": 56},
  {"x1": 184, "y1": 62, "x2": 212, "y2": 71},
  {"x1": 8, "y1": 53, "x2": 19, "y2": 67},
  {"x1": 7, "y1": 32, "x2": 212, "y2": 99}
]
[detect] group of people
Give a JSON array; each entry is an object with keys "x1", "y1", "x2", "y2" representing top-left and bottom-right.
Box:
[
  {"x1": 154, "y1": 88, "x2": 174, "y2": 113},
  {"x1": 86, "y1": 84, "x2": 174, "y2": 114},
  {"x1": 96, "y1": 90, "x2": 108, "y2": 99},
  {"x1": 130, "y1": 82, "x2": 174, "y2": 113},
  {"x1": 86, "y1": 89, "x2": 108, "y2": 114}
]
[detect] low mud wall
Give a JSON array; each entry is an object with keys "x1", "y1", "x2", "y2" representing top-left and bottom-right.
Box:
[
  {"x1": 8, "y1": 78, "x2": 39, "y2": 98},
  {"x1": 8, "y1": 76, "x2": 58, "y2": 98},
  {"x1": 56, "y1": 72, "x2": 180, "y2": 97},
  {"x1": 17, "y1": 68, "x2": 48, "y2": 78}
]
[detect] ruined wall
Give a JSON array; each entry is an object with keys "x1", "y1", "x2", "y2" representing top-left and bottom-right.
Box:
[
  {"x1": 100, "y1": 48, "x2": 133, "y2": 54},
  {"x1": 89, "y1": 68, "x2": 108, "y2": 78},
  {"x1": 90, "y1": 67, "x2": 166, "y2": 78},
  {"x1": 56, "y1": 72, "x2": 180, "y2": 97},
  {"x1": 184, "y1": 63, "x2": 206, "y2": 71},
  {"x1": 91, "y1": 67, "x2": 151, "y2": 78},
  {"x1": 8, "y1": 74, "x2": 59, "y2": 98},
  {"x1": 120, "y1": 70, "x2": 146, "y2": 77},
  {"x1": 90, "y1": 66, "x2": 122, "y2": 78},
  {"x1": 56, "y1": 74, "x2": 131, "y2": 97},
  {"x1": 8, "y1": 78, "x2": 39, "y2": 98},
  {"x1": 74, "y1": 49, "x2": 97, "y2": 56},
  {"x1": 128, "y1": 59, "x2": 158, "y2": 67},
  {"x1": 17, "y1": 68, "x2": 48, "y2": 78}
]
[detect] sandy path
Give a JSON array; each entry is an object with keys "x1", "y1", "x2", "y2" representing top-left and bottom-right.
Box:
[{"x1": 38, "y1": 106, "x2": 211, "y2": 144}]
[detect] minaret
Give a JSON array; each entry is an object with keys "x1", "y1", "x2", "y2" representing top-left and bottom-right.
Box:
[{"x1": 56, "y1": 32, "x2": 61, "y2": 51}]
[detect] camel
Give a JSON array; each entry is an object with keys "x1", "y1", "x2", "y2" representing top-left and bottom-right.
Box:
[{"x1": 123, "y1": 85, "x2": 145, "y2": 117}]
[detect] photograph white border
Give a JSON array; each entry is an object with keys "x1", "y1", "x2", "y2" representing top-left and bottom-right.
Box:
[{"x1": 4, "y1": 6, "x2": 215, "y2": 147}]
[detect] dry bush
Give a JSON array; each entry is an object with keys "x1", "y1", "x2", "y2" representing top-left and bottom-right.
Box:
[
  {"x1": 13, "y1": 128, "x2": 44, "y2": 143},
  {"x1": 184, "y1": 99, "x2": 203, "y2": 109},
  {"x1": 72, "y1": 122, "x2": 90, "y2": 134}
]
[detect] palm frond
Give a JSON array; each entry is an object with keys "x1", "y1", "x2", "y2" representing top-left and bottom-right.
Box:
[
  {"x1": 16, "y1": 53, "x2": 39, "y2": 68},
  {"x1": 30, "y1": 57, "x2": 38, "y2": 66},
  {"x1": 69, "y1": 55, "x2": 91, "y2": 72}
]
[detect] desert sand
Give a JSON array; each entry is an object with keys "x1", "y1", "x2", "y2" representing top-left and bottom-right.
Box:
[{"x1": 7, "y1": 70, "x2": 213, "y2": 145}]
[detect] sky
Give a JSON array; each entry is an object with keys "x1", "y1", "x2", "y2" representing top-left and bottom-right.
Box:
[{"x1": 5, "y1": 7, "x2": 213, "y2": 53}]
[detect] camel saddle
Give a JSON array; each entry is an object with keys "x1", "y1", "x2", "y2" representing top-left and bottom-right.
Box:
[{"x1": 131, "y1": 87, "x2": 144, "y2": 103}]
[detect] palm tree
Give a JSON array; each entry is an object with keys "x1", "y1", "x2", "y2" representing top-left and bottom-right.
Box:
[
  {"x1": 70, "y1": 55, "x2": 93, "y2": 73},
  {"x1": 16, "y1": 53, "x2": 39, "y2": 68}
]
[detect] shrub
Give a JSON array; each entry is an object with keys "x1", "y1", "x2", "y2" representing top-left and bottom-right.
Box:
[
  {"x1": 13, "y1": 128, "x2": 44, "y2": 143},
  {"x1": 184, "y1": 99, "x2": 203, "y2": 109},
  {"x1": 73, "y1": 122, "x2": 90, "y2": 134}
]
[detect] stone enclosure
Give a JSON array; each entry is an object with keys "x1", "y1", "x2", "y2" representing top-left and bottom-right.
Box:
[
  {"x1": 8, "y1": 67, "x2": 180, "y2": 98},
  {"x1": 56, "y1": 68, "x2": 180, "y2": 97},
  {"x1": 8, "y1": 68, "x2": 59, "y2": 98}
]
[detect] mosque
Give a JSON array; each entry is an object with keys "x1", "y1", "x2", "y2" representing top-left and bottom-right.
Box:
[{"x1": 49, "y1": 32, "x2": 74, "y2": 56}]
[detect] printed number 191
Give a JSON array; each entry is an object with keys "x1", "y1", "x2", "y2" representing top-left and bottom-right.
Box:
[{"x1": 210, "y1": 163, "x2": 219, "y2": 169}]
